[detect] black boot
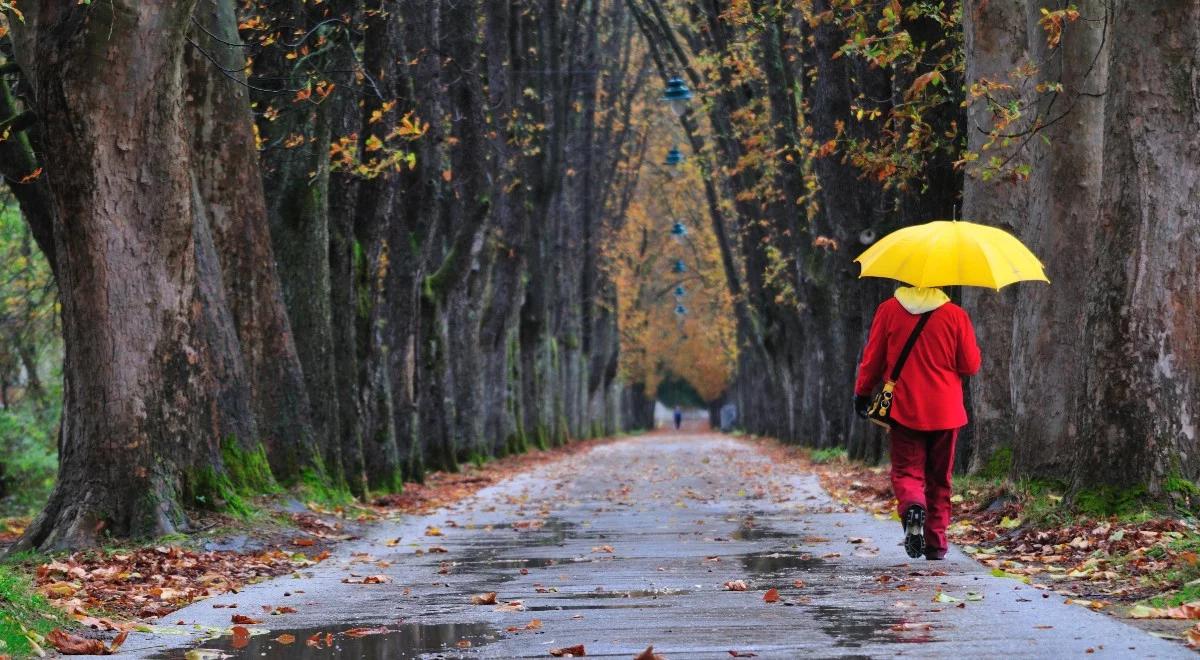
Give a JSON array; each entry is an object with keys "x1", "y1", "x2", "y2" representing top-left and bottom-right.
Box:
[{"x1": 902, "y1": 505, "x2": 926, "y2": 559}]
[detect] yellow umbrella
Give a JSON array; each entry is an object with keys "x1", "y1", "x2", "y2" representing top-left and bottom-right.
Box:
[{"x1": 854, "y1": 220, "x2": 1050, "y2": 290}]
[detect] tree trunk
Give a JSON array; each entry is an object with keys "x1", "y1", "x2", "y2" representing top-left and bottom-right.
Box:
[
  {"x1": 187, "y1": 0, "x2": 320, "y2": 483},
  {"x1": 1074, "y1": 0, "x2": 1200, "y2": 492},
  {"x1": 16, "y1": 0, "x2": 255, "y2": 550}
]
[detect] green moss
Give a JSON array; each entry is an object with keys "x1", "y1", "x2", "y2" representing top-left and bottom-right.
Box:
[
  {"x1": 297, "y1": 468, "x2": 355, "y2": 507},
  {"x1": 1074, "y1": 485, "x2": 1154, "y2": 519},
  {"x1": 505, "y1": 431, "x2": 528, "y2": 457},
  {"x1": 978, "y1": 446, "x2": 1013, "y2": 480},
  {"x1": 0, "y1": 565, "x2": 67, "y2": 658},
  {"x1": 187, "y1": 466, "x2": 255, "y2": 519},
  {"x1": 555, "y1": 415, "x2": 570, "y2": 447},
  {"x1": 1165, "y1": 476, "x2": 1200, "y2": 497},
  {"x1": 221, "y1": 439, "x2": 281, "y2": 496}
]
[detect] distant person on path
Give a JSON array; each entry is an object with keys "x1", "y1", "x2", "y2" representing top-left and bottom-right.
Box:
[
  {"x1": 853, "y1": 286, "x2": 980, "y2": 560},
  {"x1": 673, "y1": 406, "x2": 683, "y2": 430}
]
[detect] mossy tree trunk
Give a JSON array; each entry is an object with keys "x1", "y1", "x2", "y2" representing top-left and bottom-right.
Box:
[{"x1": 14, "y1": 0, "x2": 257, "y2": 551}]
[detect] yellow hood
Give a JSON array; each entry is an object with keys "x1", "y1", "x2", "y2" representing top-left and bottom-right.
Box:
[{"x1": 894, "y1": 286, "x2": 950, "y2": 315}]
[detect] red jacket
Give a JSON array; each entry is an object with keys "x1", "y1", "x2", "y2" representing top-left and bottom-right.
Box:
[{"x1": 855, "y1": 297, "x2": 981, "y2": 431}]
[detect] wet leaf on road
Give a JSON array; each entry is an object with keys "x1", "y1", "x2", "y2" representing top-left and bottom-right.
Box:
[
  {"x1": 344, "y1": 626, "x2": 391, "y2": 637},
  {"x1": 274, "y1": 633, "x2": 296, "y2": 644},
  {"x1": 472, "y1": 591, "x2": 499, "y2": 605},
  {"x1": 47, "y1": 628, "x2": 106, "y2": 655},
  {"x1": 728, "y1": 651, "x2": 758, "y2": 658},
  {"x1": 231, "y1": 614, "x2": 261, "y2": 624},
  {"x1": 634, "y1": 645, "x2": 666, "y2": 660},
  {"x1": 763, "y1": 588, "x2": 780, "y2": 603},
  {"x1": 723, "y1": 580, "x2": 748, "y2": 591},
  {"x1": 549, "y1": 643, "x2": 586, "y2": 656}
]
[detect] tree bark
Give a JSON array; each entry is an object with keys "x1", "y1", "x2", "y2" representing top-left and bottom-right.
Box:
[
  {"x1": 187, "y1": 0, "x2": 320, "y2": 483},
  {"x1": 16, "y1": 0, "x2": 255, "y2": 550},
  {"x1": 1074, "y1": 0, "x2": 1200, "y2": 492}
]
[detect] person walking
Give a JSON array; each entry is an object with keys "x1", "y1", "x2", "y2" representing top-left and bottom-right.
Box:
[
  {"x1": 673, "y1": 406, "x2": 683, "y2": 431},
  {"x1": 854, "y1": 286, "x2": 980, "y2": 560}
]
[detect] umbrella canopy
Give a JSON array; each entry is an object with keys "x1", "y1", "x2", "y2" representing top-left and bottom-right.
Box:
[{"x1": 854, "y1": 220, "x2": 1049, "y2": 290}]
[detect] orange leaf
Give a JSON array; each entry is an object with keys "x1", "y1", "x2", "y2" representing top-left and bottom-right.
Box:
[
  {"x1": 344, "y1": 626, "x2": 390, "y2": 637},
  {"x1": 292, "y1": 538, "x2": 315, "y2": 547},
  {"x1": 763, "y1": 588, "x2": 780, "y2": 603},
  {"x1": 231, "y1": 614, "x2": 262, "y2": 624},
  {"x1": 549, "y1": 643, "x2": 586, "y2": 657},
  {"x1": 635, "y1": 645, "x2": 666, "y2": 660},
  {"x1": 471, "y1": 591, "x2": 498, "y2": 605},
  {"x1": 47, "y1": 628, "x2": 105, "y2": 655},
  {"x1": 275, "y1": 634, "x2": 296, "y2": 645},
  {"x1": 18, "y1": 167, "x2": 42, "y2": 184}
]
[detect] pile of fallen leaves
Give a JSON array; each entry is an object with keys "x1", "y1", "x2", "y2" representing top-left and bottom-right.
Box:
[{"x1": 32, "y1": 545, "x2": 327, "y2": 624}]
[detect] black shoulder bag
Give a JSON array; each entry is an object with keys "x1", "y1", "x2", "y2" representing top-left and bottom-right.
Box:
[{"x1": 867, "y1": 310, "x2": 934, "y2": 430}]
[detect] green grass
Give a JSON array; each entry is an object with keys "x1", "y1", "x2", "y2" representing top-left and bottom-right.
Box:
[
  {"x1": 0, "y1": 565, "x2": 67, "y2": 658},
  {"x1": 809, "y1": 447, "x2": 848, "y2": 464}
]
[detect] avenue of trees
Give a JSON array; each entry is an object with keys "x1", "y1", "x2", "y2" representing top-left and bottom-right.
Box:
[
  {"x1": 0, "y1": 0, "x2": 653, "y2": 550},
  {"x1": 0, "y1": 0, "x2": 1197, "y2": 551},
  {"x1": 616, "y1": 0, "x2": 1198, "y2": 503}
]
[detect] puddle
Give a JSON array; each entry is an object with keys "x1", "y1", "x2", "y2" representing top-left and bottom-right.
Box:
[
  {"x1": 557, "y1": 588, "x2": 690, "y2": 599},
  {"x1": 457, "y1": 556, "x2": 563, "y2": 569},
  {"x1": 729, "y1": 523, "x2": 790, "y2": 541},
  {"x1": 739, "y1": 551, "x2": 826, "y2": 575},
  {"x1": 808, "y1": 604, "x2": 914, "y2": 648},
  {"x1": 166, "y1": 621, "x2": 498, "y2": 659},
  {"x1": 526, "y1": 603, "x2": 672, "y2": 611}
]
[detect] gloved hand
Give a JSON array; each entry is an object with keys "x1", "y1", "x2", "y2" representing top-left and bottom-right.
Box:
[{"x1": 854, "y1": 394, "x2": 872, "y2": 419}]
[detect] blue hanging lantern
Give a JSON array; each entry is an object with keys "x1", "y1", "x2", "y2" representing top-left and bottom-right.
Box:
[
  {"x1": 671, "y1": 221, "x2": 688, "y2": 244},
  {"x1": 664, "y1": 147, "x2": 685, "y2": 167},
  {"x1": 662, "y1": 77, "x2": 693, "y2": 116},
  {"x1": 674, "y1": 285, "x2": 686, "y2": 299},
  {"x1": 672, "y1": 259, "x2": 687, "y2": 274},
  {"x1": 674, "y1": 304, "x2": 688, "y2": 317}
]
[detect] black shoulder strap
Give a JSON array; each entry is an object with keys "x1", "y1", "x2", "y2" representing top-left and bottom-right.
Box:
[{"x1": 889, "y1": 310, "x2": 935, "y2": 382}]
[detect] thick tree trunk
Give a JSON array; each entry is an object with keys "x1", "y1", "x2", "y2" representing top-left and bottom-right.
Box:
[
  {"x1": 249, "y1": 0, "x2": 340, "y2": 479},
  {"x1": 187, "y1": 0, "x2": 319, "y2": 483},
  {"x1": 1074, "y1": 1, "x2": 1200, "y2": 492},
  {"x1": 16, "y1": 0, "x2": 255, "y2": 550},
  {"x1": 961, "y1": 0, "x2": 1108, "y2": 479}
]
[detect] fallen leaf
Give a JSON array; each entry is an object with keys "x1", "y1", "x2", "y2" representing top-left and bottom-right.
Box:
[
  {"x1": 275, "y1": 634, "x2": 296, "y2": 644},
  {"x1": 472, "y1": 591, "x2": 499, "y2": 605},
  {"x1": 635, "y1": 645, "x2": 667, "y2": 660},
  {"x1": 342, "y1": 575, "x2": 391, "y2": 584},
  {"x1": 344, "y1": 627, "x2": 390, "y2": 637},
  {"x1": 47, "y1": 628, "x2": 105, "y2": 655},
  {"x1": 763, "y1": 588, "x2": 780, "y2": 603},
  {"x1": 231, "y1": 614, "x2": 262, "y2": 624},
  {"x1": 591, "y1": 545, "x2": 615, "y2": 554},
  {"x1": 550, "y1": 644, "x2": 586, "y2": 657},
  {"x1": 723, "y1": 580, "x2": 748, "y2": 591},
  {"x1": 728, "y1": 652, "x2": 759, "y2": 658},
  {"x1": 291, "y1": 538, "x2": 316, "y2": 547},
  {"x1": 425, "y1": 526, "x2": 444, "y2": 537}
]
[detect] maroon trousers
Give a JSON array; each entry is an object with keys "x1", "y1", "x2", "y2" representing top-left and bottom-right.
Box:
[{"x1": 890, "y1": 424, "x2": 959, "y2": 554}]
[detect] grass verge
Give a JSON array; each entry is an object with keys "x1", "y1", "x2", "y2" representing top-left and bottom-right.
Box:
[{"x1": 0, "y1": 564, "x2": 67, "y2": 658}]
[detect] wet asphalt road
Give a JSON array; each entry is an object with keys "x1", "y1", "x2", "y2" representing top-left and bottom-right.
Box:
[{"x1": 107, "y1": 434, "x2": 1189, "y2": 659}]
